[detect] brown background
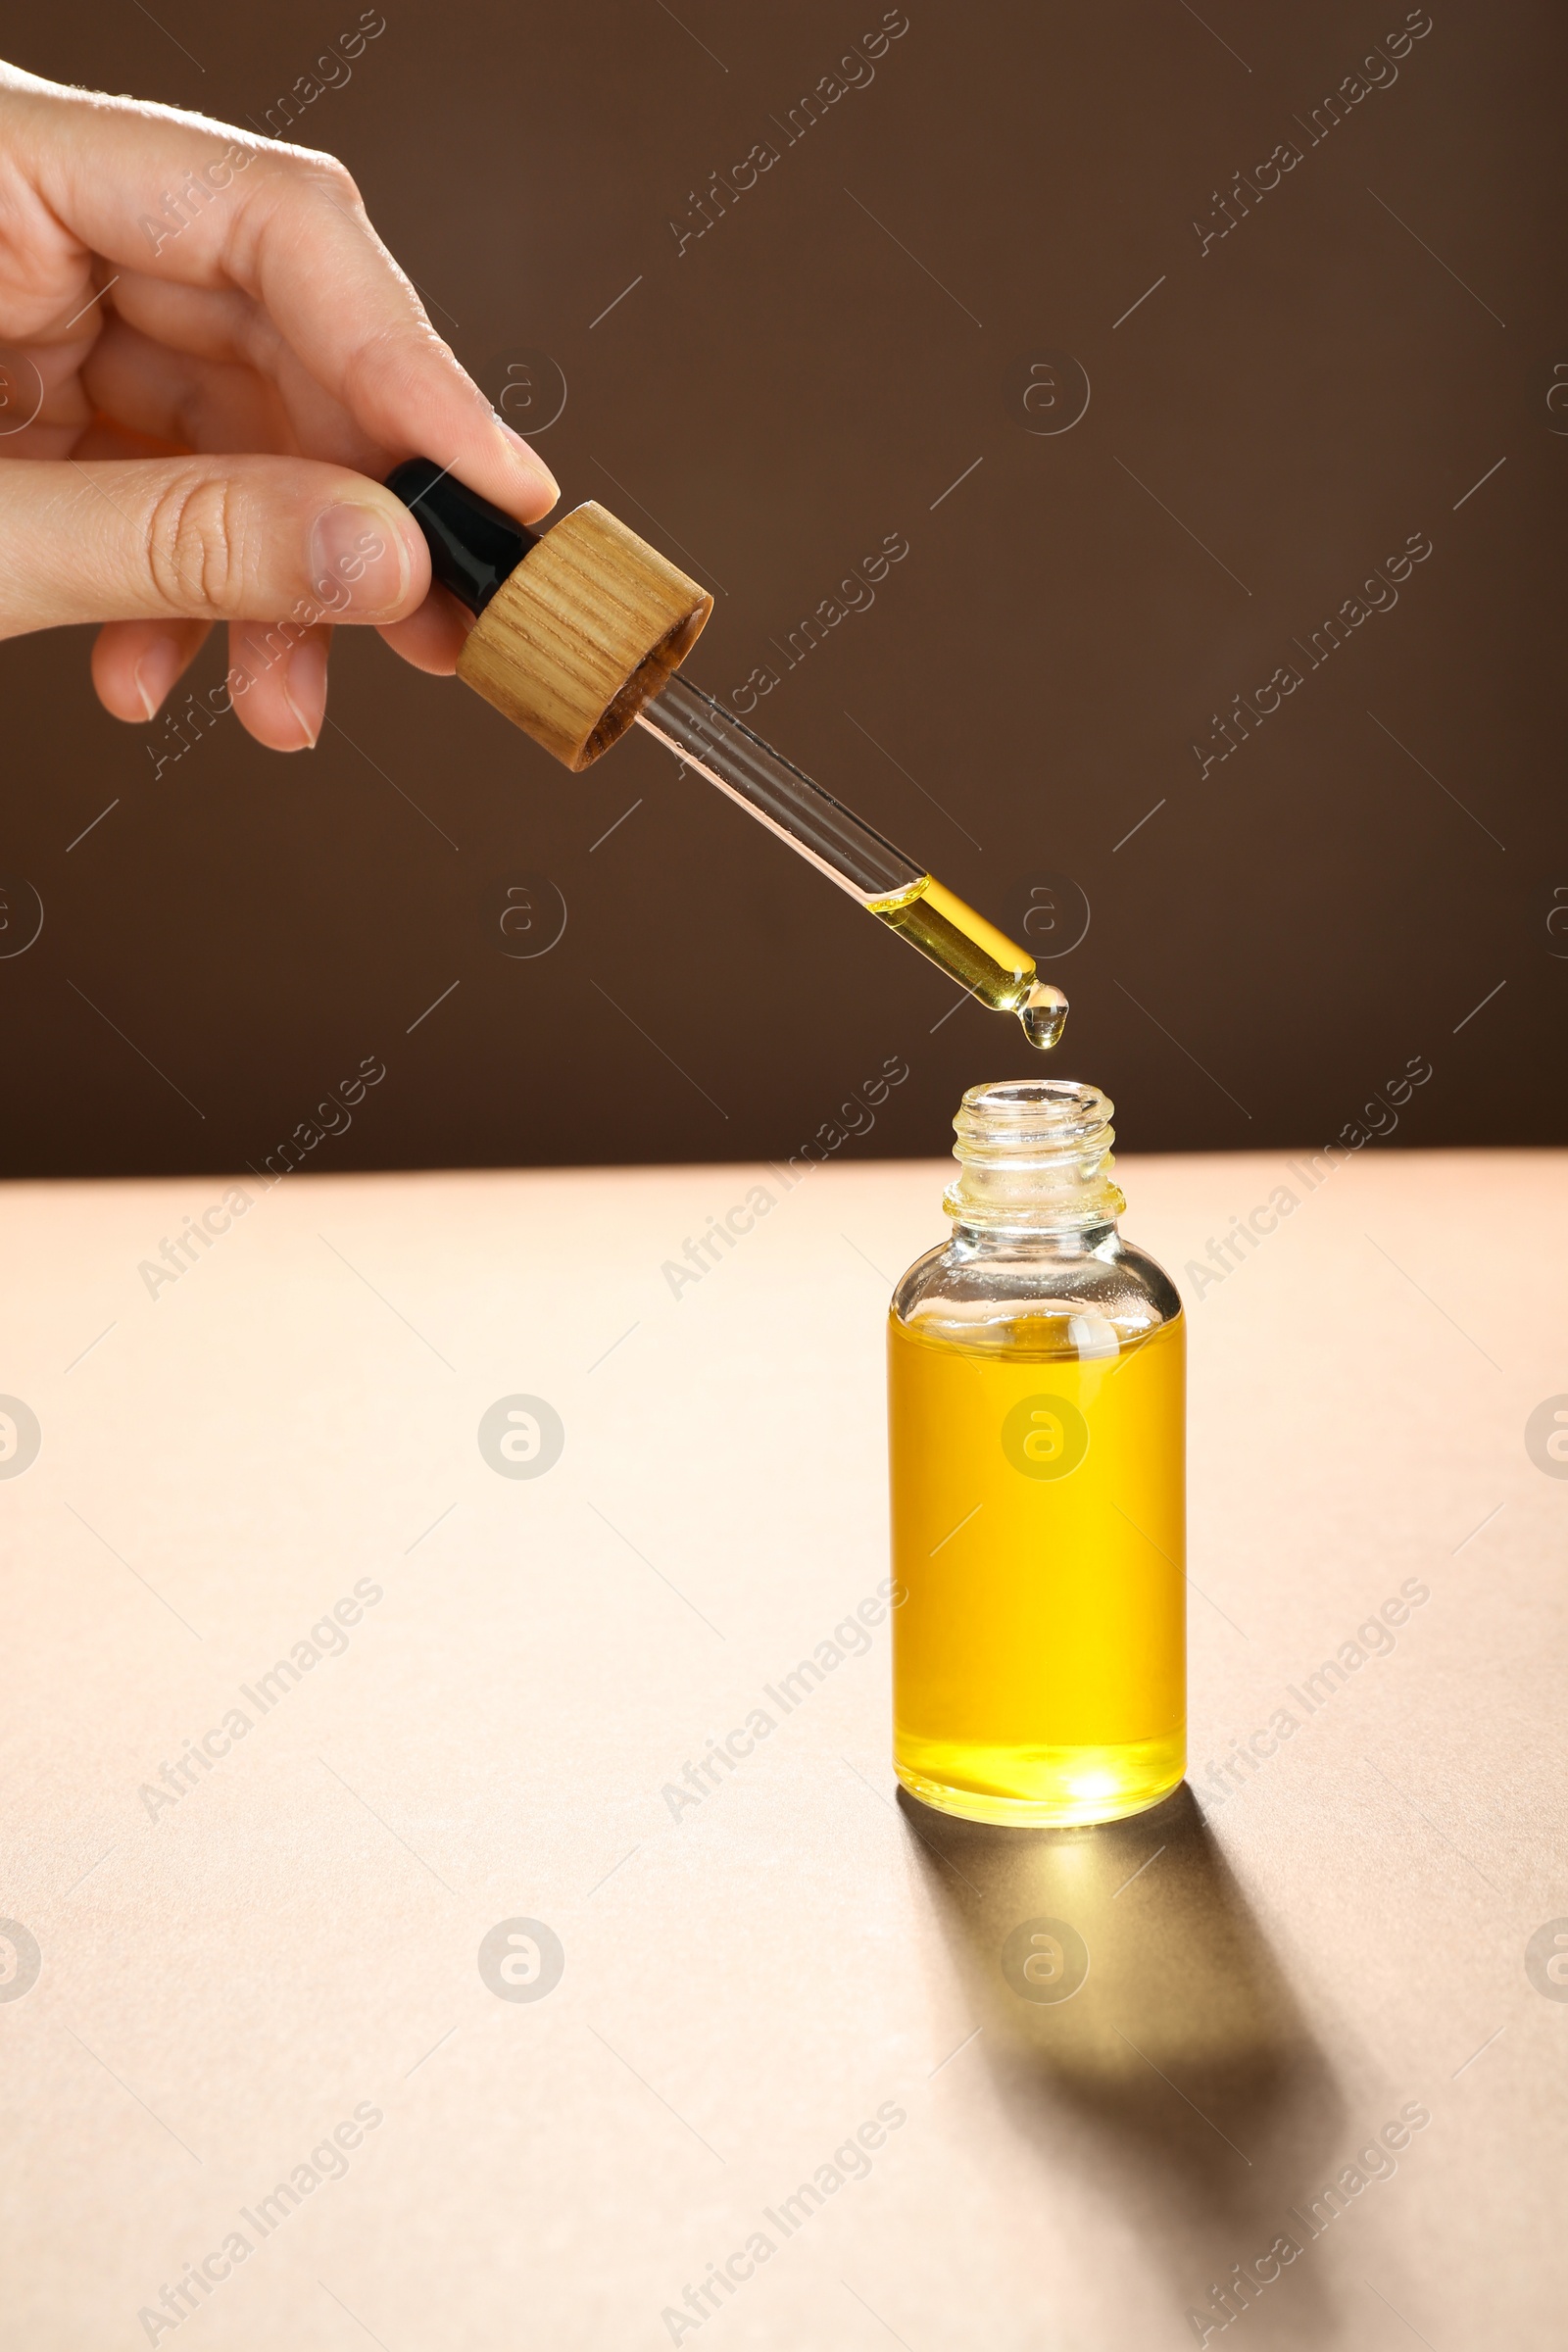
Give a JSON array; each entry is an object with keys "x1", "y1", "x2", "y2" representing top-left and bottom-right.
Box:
[{"x1": 2, "y1": 0, "x2": 1563, "y2": 1177}]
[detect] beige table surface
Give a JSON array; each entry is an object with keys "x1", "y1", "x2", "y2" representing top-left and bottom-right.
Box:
[{"x1": 0, "y1": 1143, "x2": 1562, "y2": 2351}]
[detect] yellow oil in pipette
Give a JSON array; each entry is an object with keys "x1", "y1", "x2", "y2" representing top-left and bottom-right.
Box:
[
  {"x1": 635, "y1": 676, "x2": 1068, "y2": 1049},
  {"x1": 385, "y1": 466, "x2": 1066, "y2": 1043},
  {"x1": 869, "y1": 877, "x2": 1068, "y2": 1047}
]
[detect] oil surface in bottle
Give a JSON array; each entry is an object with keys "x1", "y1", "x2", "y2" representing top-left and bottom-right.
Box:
[{"x1": 888, "y1": 1306, "x2": 1185, "y2": 1826}]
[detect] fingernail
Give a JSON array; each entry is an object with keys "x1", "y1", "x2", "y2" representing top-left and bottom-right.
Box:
[
  {"x1": 281, "y1": 635, "x2": 329, "y2": 749},
  {"x1": 309, "y1": 501, "x2": 412, "y2": 617},
  {"x1": 495, "y1": 420, "x2": 560, "y2": 510},
  {"x1": 132, "y1": 638, "x2": 184, "y2": 720}
]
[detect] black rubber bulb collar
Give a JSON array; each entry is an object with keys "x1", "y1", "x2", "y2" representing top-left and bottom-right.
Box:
[{"x1": 385, "y1": 458, "x2": 537, "y2": 616}]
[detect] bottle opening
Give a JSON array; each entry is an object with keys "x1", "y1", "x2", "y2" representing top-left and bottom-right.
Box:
[
  {"x1": 944, "y1": 1079, "x2": 1126, "y2": 1231},
  {"x1": 959, "y1": 1077, "x2": 1105, "y2": 1125}
]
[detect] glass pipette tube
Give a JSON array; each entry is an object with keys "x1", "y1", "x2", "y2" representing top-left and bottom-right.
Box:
[
  {"x1": 381, "y1": 461, "x2": 1066, "y2": 1047},
  {"x1": 635, "y1": 675, "x2": 1067, "y2": 1050}
]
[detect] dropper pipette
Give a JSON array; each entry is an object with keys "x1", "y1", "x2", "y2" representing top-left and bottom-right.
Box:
[
  {"x1": 388, "y1": 461, "x2": 1067, "y2": 1051},
  {"x1": 633, "y1": 674, "x2": 1066, "y2": 1048}
]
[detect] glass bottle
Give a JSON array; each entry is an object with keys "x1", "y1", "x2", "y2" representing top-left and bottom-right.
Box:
[{"x1": 887, "y1": 1078, "x2": 1186, "y2": 1826}]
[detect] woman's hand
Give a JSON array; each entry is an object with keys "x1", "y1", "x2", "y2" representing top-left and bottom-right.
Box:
[{"x1": 0, "y1": 59, "x2": 559, "y2": 749}]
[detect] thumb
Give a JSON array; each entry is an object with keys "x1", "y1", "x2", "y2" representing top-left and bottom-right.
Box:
[{"x1": 0, "y1": 454, "x2": 430, "y2": 637}]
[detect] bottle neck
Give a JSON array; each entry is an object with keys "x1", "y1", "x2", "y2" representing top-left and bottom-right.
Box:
[
  {"x1": 941, "y1": 1079, "x2": 1126, "y2": 1239},
  {"x1": 949, "y1": 1218, "x2": 1120, "y2": 1256}
]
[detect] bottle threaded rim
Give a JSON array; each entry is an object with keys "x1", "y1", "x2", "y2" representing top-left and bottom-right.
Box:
[{"x1": 943, "y1": 1078, "x2": 1126, "y2": 1230}]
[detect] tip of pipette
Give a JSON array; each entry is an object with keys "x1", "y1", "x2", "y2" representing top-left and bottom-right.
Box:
[{"x1": 1018, "y1": 979, "x2": 1068, "y2": 1051}]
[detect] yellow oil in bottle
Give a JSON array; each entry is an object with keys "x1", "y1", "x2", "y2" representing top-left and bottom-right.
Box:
[
  {"x1": 889, "y1": 1307, "x2": 1186, "y2": 1826},
  {"x1": 868, "y1": 877, "x2": 1068, "y2": 1048}
]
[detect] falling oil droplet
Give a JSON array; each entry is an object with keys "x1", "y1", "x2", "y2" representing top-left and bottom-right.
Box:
[{"x1": 1018, "y1": 979, "x2": 1068, "y2": 1051}]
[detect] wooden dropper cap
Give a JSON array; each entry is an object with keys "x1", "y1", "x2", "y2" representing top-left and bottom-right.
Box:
[{"x1": 387, "y1": 461, "x2": 712, "y2": 772}]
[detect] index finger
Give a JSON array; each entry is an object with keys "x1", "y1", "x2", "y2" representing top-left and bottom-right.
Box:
[{"x1": 1, "y1": 63, "x2": 559, "y2": 522}]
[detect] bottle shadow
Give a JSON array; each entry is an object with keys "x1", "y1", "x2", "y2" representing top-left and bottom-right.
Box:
[{"x1": 900, "y1": 1783, "x2": 1344, "y2": 2344}]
